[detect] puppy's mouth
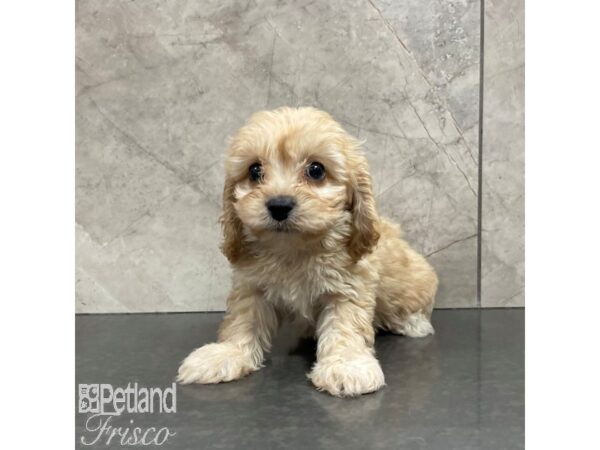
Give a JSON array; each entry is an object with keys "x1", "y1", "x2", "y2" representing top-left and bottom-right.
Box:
[{"x1": 270, "y1": 221, "x2": 296, "y2": 233}]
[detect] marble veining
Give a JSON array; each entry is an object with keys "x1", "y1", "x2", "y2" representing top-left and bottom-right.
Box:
[
  {"x1": 481, "y1": 0, "x2": 525, "y2": 306},
  {"x1": 366, "y1": 0, "x2": 481, "y2": 151}
]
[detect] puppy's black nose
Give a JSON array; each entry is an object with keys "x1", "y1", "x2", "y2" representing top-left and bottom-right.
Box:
[{"x1": 266, "y1": 196, "x2": 296, "y2": 222}]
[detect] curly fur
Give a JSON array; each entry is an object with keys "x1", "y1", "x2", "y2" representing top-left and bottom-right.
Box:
[{"x1": 177, "y1": 107, "x2": 438, "y2": 397}]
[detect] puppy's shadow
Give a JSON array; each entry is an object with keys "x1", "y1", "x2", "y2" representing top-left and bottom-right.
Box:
[
  {"x1": 287, "y1": 337, "x2": 317, "y2": 370},
  {"x1": 284, "y1": 331, "x2": 409, "y2": 371}
]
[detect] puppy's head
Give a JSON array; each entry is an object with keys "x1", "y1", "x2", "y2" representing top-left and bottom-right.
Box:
[{"x1": 220, "y1": 107, "x2": 379, "y2": 263}]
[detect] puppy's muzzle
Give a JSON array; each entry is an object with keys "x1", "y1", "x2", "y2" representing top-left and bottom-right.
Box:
[{"x1": 266, "y1": 196, "x2": 296, "y2": 222}]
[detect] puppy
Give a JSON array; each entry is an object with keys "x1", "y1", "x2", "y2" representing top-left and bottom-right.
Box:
[{"x1": 177, "y1": 107, "x2": 438, "y2": 397}]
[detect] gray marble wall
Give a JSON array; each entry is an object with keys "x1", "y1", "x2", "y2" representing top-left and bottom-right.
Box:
[
  {"x1": 481, "y1": 0, "x2": 524, "y2": 307},
  {"x1": 75, "y1": 0, "x2": 523, "y2": 312}
]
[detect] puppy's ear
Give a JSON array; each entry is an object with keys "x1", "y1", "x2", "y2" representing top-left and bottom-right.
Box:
[
  {"x1": 220, "y1": 176, "x2": 244, "y2": 263},
  {"x1": 347, "y1": 150, "x2": 380, "y2": 261}
]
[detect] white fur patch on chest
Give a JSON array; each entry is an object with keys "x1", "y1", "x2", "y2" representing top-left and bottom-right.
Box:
[{"x1": 237, "y1": 252, "x2": 347, "y2": 320}]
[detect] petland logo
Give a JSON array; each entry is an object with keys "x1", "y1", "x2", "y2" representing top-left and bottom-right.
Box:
[{"x1": 78, "y1": 383, "x2": 177, "y2": 446}]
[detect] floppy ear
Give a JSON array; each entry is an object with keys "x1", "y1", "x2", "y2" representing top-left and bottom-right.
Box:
[
  {"x1": 220, "y1": 176, "x2": 245, "y2": 264},
  {"x1": 347, "y1": 151, "x2": 380, "y2": 261}
]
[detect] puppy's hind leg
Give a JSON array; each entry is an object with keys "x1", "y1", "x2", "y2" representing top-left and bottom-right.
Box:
[
  {"x1": 374, "y1": 235, "x2": 438, "y2": 338},
  {"x1": 383, "y1": 310, "x2": 435, "y2": 338}
]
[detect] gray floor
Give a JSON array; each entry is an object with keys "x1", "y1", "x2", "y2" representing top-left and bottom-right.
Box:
[{"x1": 76, "y1": 310, "x2": 524, "y2": 449}]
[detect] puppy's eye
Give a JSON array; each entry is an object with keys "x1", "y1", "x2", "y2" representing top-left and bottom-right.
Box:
[
  {"x1": 249, "y1": 163, "x2": 263, "y2": 182},
  {"x1": 306, "y1": 162, "x2": 325, "y2": 181}
]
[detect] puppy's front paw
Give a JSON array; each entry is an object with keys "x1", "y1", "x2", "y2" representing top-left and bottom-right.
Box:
[
  {"x1": 308, "y1": 354, "x2": 385, "y2": 397},
  {"x1": 176, "y1": 342, "x2": 258, "y2": 385}
]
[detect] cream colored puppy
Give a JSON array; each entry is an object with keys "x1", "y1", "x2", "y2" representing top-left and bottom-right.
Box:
[{"x1": 177, "y1": 107, "x2": 438, "y2": 397}]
